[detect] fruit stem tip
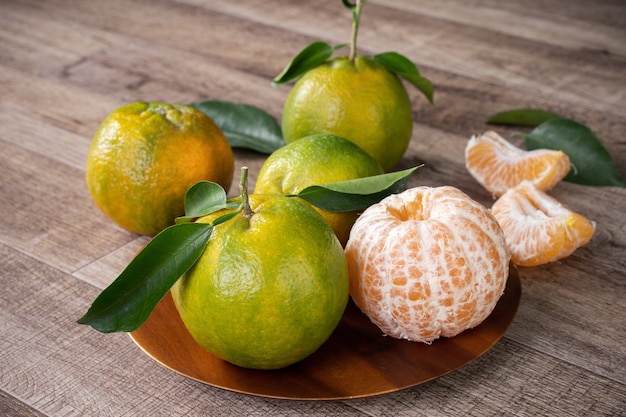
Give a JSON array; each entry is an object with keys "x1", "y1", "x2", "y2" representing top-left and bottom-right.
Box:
[
  {"x1": 240, "y1": 166, "x2": 253, "y2": 218},
  {"x1": 348, "y1": 0, "x2": 365, "y2": 61}
]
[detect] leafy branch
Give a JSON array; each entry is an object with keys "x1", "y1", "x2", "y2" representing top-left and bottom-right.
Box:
[
  {"x1": 271, "y1": 1, "x2": 434, "y2": 103},
  {"x1": 77, "y1": 166, "x2": 421, "y2": 333}
]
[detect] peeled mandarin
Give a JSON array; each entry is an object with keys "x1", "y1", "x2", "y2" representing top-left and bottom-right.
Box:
[{"x1": 345, "y1": 186, "x2": 510, "y2": 343}]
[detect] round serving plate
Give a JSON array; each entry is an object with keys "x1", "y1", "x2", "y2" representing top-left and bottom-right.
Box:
[{"x1": 130, "y1": 268, "x2": 520, "y2": 400}]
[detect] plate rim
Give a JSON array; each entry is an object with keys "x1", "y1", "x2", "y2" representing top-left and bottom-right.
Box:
[{"x1": 130, "y1": 267, "x2": 521, "y2": 401}]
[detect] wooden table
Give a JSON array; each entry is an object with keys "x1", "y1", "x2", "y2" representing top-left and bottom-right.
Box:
[{"x1": 2, "y1": 0, "x2": 625, "y2": 415}]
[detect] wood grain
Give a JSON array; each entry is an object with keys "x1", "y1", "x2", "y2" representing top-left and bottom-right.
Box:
[
  {"x1": 1, "y1": 0, "x2": 625, "y2": 415},
  {"x1": 0, "y1": 140, "x2": 135, "y2": 274},
  {"x1": 380, "y1": 0, "x2": 626, "y2": 55},
  {"x1": 0, "y1": 389, "x2": 46, "y2": 417}
]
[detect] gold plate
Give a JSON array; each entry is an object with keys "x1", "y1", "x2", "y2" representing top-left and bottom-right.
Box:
[{"x1": 130, "y1": 268, "x2": 520, "y2": 400}]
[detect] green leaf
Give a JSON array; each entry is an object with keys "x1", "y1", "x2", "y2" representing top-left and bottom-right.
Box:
[
  {"x1": 77, "y1": 223, "x2": 214, "y2": 333},
  {"x1": 176, "y1": 181, "x2": 240, "y2": 224},
  {"x1": 342, "y1": 0, "x2": 356, "y2": 9},
  {"x1": 374, "y1": 52, "x2": 434, "y2": 103},
  {"x1": 525, "y1": 118, "x2": 625, "y2": 187},
  {"x1": 272, "y1": 41, "x2": 347, "y2": 86},
  {"x1": 191, "y1": 100, "x2": 284, "y2": 154},
  {"x1": 486, "y1": 108, "x2": 563, "y2": 127},
  {"x1": 184, "y1": 181, "x2": 227, "y2": 217},
  {"x1": 297, "y1": 166, "x2": 421, "y2": 212}
]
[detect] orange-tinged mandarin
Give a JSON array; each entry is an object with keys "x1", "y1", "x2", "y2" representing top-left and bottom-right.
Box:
[
  {"x1": 345, "y1": 186, "x2": 510, "y2": 343},
  {"x1": 491, "y1": 181, "x2": 595, "y2": 267},
  {"x1": 465, "y1": 131, "x2": 571, "y2": 197},
  {"x1": 86, "y1": 102, "x2": 234, "y2": 235}
]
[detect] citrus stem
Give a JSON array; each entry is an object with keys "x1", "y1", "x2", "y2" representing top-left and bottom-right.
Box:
[
  {"x1": 348, "y1": 0, "x2": 365, "y2": 61},
  {"x1": 240, "y1": 166, "x2": 253, "y2": 219}
]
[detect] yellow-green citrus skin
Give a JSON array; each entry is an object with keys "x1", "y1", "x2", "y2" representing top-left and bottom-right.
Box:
[
  {"x1": 254, "y1": 134, "x2": 384, "y2": 245},
  {"x1": 85, "y1": 101, "x2": 234, "y2": 235},
  {"x1": 171, "y1": 194, "x2": 349, "y2": 370},
  {"x1": 281, "y1": 56, "x2": 413, "y2": 171}
]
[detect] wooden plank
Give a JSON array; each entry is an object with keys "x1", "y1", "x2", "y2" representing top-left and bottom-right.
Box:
[
  {"x1": 376, "y1": 0, "x2": 626, "y2": 56},
  {"x1": 349, "y1": 338, "x2": 626, "y2": 416},
  {"x1": 508, "y1": 261, "x2": 626, "y2": 383},
  {"x1": 72, "y1": 236, "x2": 149, "y2": 289},
  {"x1": 57, "y1": 39, "x2": 287, "y2": 119},
  {"x1": 0, "y1": 67, "x2": 95, "y2": 171},
  {"x1": 0, "y1": 1, "x2": 122, "y2": 76},
  {"x1": 0, "y1": 64, "x2": 121, "y2": 144},
  {"x1": 18, "y1": 0, "x2": 626, "y2": 116},
  {"x1": 174, "y1": 0, "x2": 626, "y2": 116},
  {"x1": 0, "y1": 91, "x2": 90, "y2": 172},
  {"x1": 0, "y1": 390, "x2": 46, "y2": 417},
  {"x1": 404, "y1": 68, "x2": 626, "y2": 175},
  {"x1": 9, "y1": 0, "x2": 295, "y2": 78},
  {"x1": 0, "y1": 140, "x2": 136, "y2": 275}
]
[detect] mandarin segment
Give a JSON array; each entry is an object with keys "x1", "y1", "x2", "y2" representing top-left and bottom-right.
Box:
[
  {"x1": 465, "y1": 131, "x2": 571, "y2": 197},
  {"x1": 345, "y1": 186, "x2": 510, "y2": 343},
  {"x1": 491, "y1": 181, "x2": 596, "y2": 267}
]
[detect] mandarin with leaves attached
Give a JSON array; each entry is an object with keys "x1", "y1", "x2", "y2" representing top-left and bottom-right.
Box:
[
  {"x1": 281, "y1": 56, "x2": 414, "y2": 171},
  {"x1": 274, "y1": 0, "x2": 432, "y2": 172},
  {"x1": 171, "y1": 192, "x2": 349, "y2": 370}
]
